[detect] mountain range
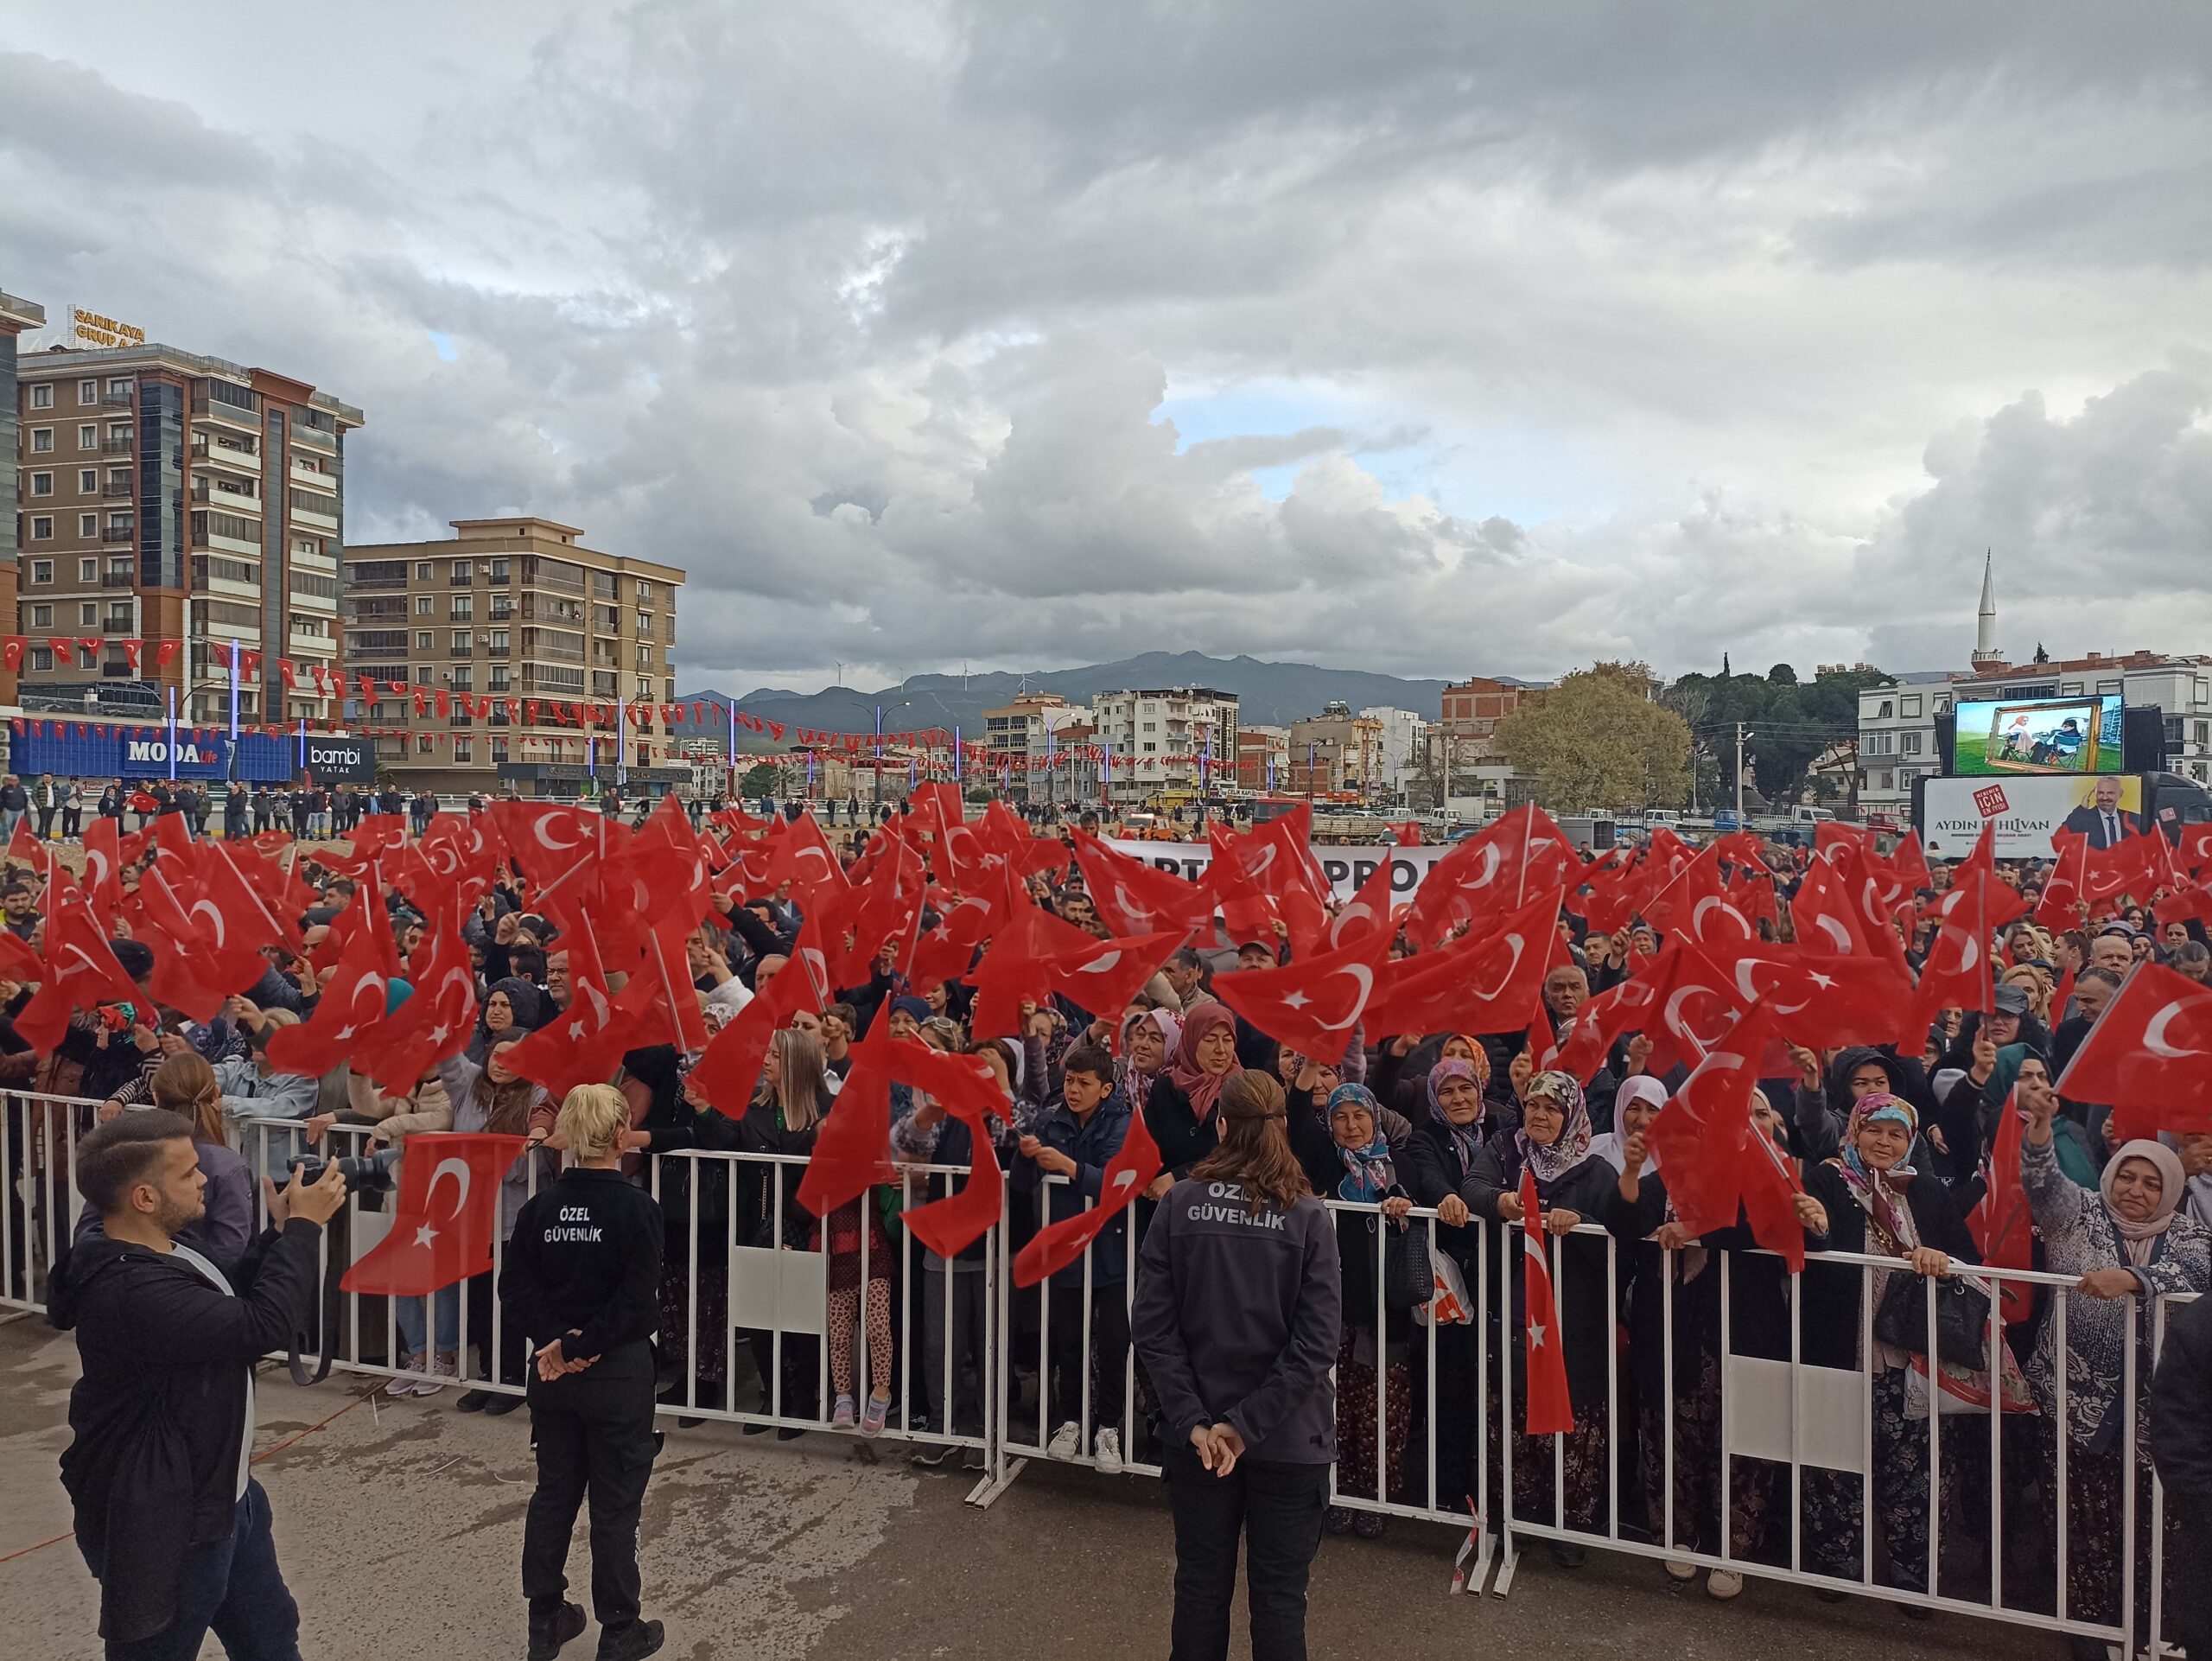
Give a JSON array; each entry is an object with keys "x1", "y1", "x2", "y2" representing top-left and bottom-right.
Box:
[{"x1": 674, "y1": 651, "x2": 1510, "y2": 748}]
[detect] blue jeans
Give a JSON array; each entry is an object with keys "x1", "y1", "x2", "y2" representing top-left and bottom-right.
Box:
[
  {"x1": 92, "y1": 1479, "x2": 301, "y2": 1661},
  {"x1": 395, "y1": 1282, "x2": 460, "y2": 1359}
]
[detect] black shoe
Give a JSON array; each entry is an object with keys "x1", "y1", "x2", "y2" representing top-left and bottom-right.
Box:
[
  {"x1": 456, "y1": 1390, "x2": 494, "y2": 1413},
  {"x1": 595, "y1": 1618, "x2": 664, "y2": 1661},
  {"x1": 741, "y1": 1422, "x2": 771, "y2": 1436},
  {"x1": 675, "y1": 1416, "x2": 703, "y2": 1430},
  {"x1": 526, "y1": 1600, "x2": 585, "y2": 1660},
  {"x1": 776, "y1": 1426, "x2": 806, "y2": 1441},
  {"x1": 484, "y1": 1392, "x2": 524, "y2": 1416}
]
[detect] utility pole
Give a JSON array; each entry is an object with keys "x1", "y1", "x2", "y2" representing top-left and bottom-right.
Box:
[{"x1": 1735, "y1": 722, "x2": 1750, "y2": 824}]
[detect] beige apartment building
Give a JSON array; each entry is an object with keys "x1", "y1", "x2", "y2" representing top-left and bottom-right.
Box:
[
  {"x1": 12, "y1": 327, "x2": 361, "y2": 727},
  {"x1": 342, "y1": 518, "x2": 687, "y2": 799}
]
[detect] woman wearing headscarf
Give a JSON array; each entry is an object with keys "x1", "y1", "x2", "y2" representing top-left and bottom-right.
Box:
[
  {"x1": 1143, "y1": 1004, "x2": 1241, "y2": 1184},
  {"x1": 1463, "y1": 1070, "x2": 1619, "y2": 1559},
  {"x1": 1799, "y1": 1091, "x2": 1979, "y2": 1598},
  {"x1": 2022, "y1": 1078, "x2": 2209, "y2": 1656},
  {"x1": 438, "y1": 1039, "x2": 556, "y2": 1413},
  {"x1": 467, "y1": 977, "x2": 542, "y2": 1062},
  {"x1": 1398, "y1": 1054, "x2": 1491, "y2": 1519},
  {"x1": 1606, "y1": 1087, "x2": 1828, "y2": 1600},
  {"x1": 1119, "y1": 1008, "x2": 1181, "y2": 1112},
  {"x1": 1284, "y1": 1082, "x2": 1411, "y2": 1536}
]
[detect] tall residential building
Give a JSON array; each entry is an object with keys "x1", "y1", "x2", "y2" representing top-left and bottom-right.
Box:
[
  {"x1": 1360, "y1": 705, "x2": 1426, "y2": 797},
  {"x1": 1092, "y1": 685, "x2": 1237, "y2": 805},
  {"x1": 979, "y1": 690, "x2": 1095, "y2": 800},
  {"x1": 12, "y1": 334, "x2": 360, "y2": 729},
  {"x1": 342, "y1": 519, "x2": 686, "y2": 799},
  {"x1": 0, "y1": 287, "x2": 44, "y2": 708}
]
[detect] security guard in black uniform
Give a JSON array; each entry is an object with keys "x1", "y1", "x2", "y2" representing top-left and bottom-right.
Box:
[{"x1": 501, "y1": 1085, "x2": 666, "y2": 1661}]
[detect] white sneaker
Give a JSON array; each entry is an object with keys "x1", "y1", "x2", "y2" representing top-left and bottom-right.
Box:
[
  {"x1": 1706, "y1": 1569, "x2": 1744, "y2": 1601},
  {"x1": 1092, "y1": 1428, "x2": 1123, "y2": 1474},
  {"x1": 1046, "y1": 1422, "x2": 1082, "y2": 1460},
  {"x1": 387, "y1": 1357, "x2": 425, "y2": 1397},
  {"x1": 417, "y1": 1354, "x2": 457, "y2": 1397}
]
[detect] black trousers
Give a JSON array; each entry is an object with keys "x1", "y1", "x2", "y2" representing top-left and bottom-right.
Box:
[
  {"x1": 1047, "y1": 1284, "x2": 1129, "y2": 1433},
  {"x1": 61, "y1": 806, "x2": 80, "y2": 837},
  {"x1": 1160, "y1": 1440, "x2": 1328, "y2": 1661},
  {"x1": 522, "y1": 1340, "x2": 658, "y2": 1632}
]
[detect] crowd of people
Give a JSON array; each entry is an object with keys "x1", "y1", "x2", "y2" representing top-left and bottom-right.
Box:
[{"x1": 4, "y1": 792, "x2": 2210, "y2": 1661}]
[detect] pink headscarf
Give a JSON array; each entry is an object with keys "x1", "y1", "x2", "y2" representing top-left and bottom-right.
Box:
[{"x1": 1165, "y1": 1004, "x2": 1240, "y2": 1123}]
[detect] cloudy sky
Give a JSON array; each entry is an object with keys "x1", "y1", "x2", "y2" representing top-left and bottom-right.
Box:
[{"x1": 4, "y1": 3, "x2": 2208, "y2": 691}]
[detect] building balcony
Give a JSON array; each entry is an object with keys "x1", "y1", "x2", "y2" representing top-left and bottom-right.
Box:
[
  {"x1": 102, "y1": 570, "x2": 136, "y2": 589},
  {"x1": 190, "y1": 393, "x2": 260, "y2": 434},
  {"x1": 99, "y1": 525, "x2": 136, "y2": 545},
  {"x1": 101, "y1": 437, "x2": 135, "y2": 457},
  {"x1": 102, "y1": 617, "x2": 136, "y2": 634},
  {"x1": 351, "y1": 642, "x2": 408, "y2": 662},
  {"x1": 289, "y1": 459, "x2": 335, "y2": 489},
  {"x1": 349, "y1": 569, "x2": 406, "y2": 590},
  {"x1": 289, "y1": 497, "x2": 340, "y2": 531},
  {"x1": 99, "y1": 478, "x2": 133, "y2": 500},
  {"x1": 194, "y1": 573, "x2": 263, "y2": 603},
  {"x1": 191, "y1": 438, "x2": 262, "y2": 472},
  {"x1": 193, "y1": 526, "x2": 263, "y2": 558}
]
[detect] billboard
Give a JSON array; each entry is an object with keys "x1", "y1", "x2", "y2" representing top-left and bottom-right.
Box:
[
  {"x1": 1952, "y1": 693, "x2": 2122, "y2": 777},
  {"x1": 1919, "y1": 774, "x2": 2145, "y2": 860},
  {"x1": 299, "y1": 735, "x2": 376, "y2": 783}
]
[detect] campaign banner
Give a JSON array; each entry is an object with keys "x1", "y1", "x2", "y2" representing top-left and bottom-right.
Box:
[
  {"x1": 1104, "y1": 839, "x2": 1453, "y2": 901},
  {"x1": 1920, "y1": 775, "x2": 2146, "y2": 860}
]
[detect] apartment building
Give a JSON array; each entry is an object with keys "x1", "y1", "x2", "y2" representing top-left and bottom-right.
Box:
[
  {"x1": 342, "y1": 518, "x2": 686, "y2": 799},
  {"x1": 1092, "y1": 684, "x2": 1237, "y2": 805},
  {"x1": 0, "y1": 288, "x2": 42, "y2": 706},
  {"x1": 12, "y1": 330, "x2": 360, "y2": 727}
]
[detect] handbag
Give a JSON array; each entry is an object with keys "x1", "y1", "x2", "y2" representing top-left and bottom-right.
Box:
[
  {"x1": 1382, "y1": 1216, "x2": 1432, "y2": 1312},
  {"x1": 1873, "y1": 1269, "x2": 1993, "y2": 1371}
]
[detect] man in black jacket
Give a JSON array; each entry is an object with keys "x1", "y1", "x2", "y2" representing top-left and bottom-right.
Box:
[
  {"x1": 2151, "y1": 1294, "x2": 2212, "y2": 1661},
  {"x1": 48, "y1": 1112, "x2": 347, "y2": 1657}
]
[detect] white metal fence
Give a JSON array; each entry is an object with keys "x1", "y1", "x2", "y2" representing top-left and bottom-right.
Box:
[{"x1": 3, "y1": 1091, "x2": 2197, "y2": 1651}]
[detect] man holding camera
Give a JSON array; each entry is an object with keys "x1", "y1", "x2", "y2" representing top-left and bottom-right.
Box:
[{"x1": 49, "y1": 1112, "x2": 349, "y2": 1660}]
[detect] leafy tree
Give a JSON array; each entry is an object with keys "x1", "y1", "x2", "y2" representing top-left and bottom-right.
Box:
[
  {"x1": 1663, "y1": 664, "x2": 1888, "y2": 805},
  {"x1": 1494, "y1": 661, "x2": 1693, "y2": 813},
  {"x1": 740, "y1": 761, "x2": 786, "y2": 799},
  {"x1": 1768, "y1": 662, "x2": 1798, "y2": 685}
]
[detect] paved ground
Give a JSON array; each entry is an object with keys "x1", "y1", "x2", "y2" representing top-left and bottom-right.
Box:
[{"x1": 3, "y1": 1314, "x2": 2065, "y2": 1660}]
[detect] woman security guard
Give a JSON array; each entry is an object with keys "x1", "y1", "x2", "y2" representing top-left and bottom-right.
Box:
[
  {"x1": 1131, "y1": 1070, "x2": 1344, "y2": 1661},
  {"x1": 500, "y1": 1085, "x2": 667, "y2": 1661}
]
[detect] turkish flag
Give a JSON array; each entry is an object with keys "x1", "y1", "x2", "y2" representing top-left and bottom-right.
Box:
[
  {"x1": 686, "y1": 901, "x2": 841, "y2": 1116},
  {"x1": 195, "y1": 838, "x2": 304, "y2": 983},
  {"x1": 339, "y1": 1133, "x2": 531, "y2": 1296},
  {"x1": 1888, "y1": 832, "x2": 1934, "y2": 893},
  {"x1": 156, "y1": 640, "x2": 180, "y2": 671},
  {"x1": 2177, "y1": 823, "x2": 2212, "y2": 879},
  {"x1": 128, "y1": 862, "x2": 228, "y2": 1022},
  {"x1": 895, "y1": 1043, "x2": 1017, "y2": 1258},
  {"x1": 265, "y1": 915, "x2": 397, "y2": 1076},
  {"x1": 350, "y1": 907, "x2": 477, "y2": 1092},
  {"x1": 1518, "y1": 1168, "x2": 1575, "y2": 1436},
  {"x1": 2082, "y1": 828, "x2": 2169, "y2": 917},
  {"x1": 796, "y1": 1016, "x2": 898, "y2": 1219},
  {"x1": 1211, "y1": 914, "x2": 1392, "y2": 1060},
  {"x1": 80, "y1": 816, "x2": 125, "y2": 924},
  {"x1": 2054, "y1": 962, "x2": 2212, "y2": 1131},
  {"x1": 2037, "y1": 830, "x2": 2088, "y2": 929},
  {"x1": 1632, "y1": 939, "x2": 1744, "y2": 1076},
  {"x1": 16, "y1": 879, "x2": 146, "y2": 1051},
  {"x1": 1, "y1": 636, "x2": 21, "y2": 672},
  {"x1": 1363, "y1": 890, "x2": 1558, "y2": 1043},
  {"x1": 1014, "y1": 1103, "x2": 1164, "y2": 1287},
  {"x1": 1404, "y1": 804, "x2": 1579, "y2": 947},
  {"x1": 1647, "y1": 1001, "x2": 1807, "y2": 1270},
  {"x1": 2153, "y1": 879, "x2": 2212, "y2": 932},
  {"x1": 1968, "y1": 1091, "x2": 2035, "y2": 1327},
  {"x1": 1549, "y1": 959, "x2": 1660, "y2": 1085},
  {"x1": 508, "y1": 920, "x2": 628, "y2": 1098},
  {"x1": 1913, "y1": 824, "x2": 2028, "y2": 1024},
  {"x1": 1070, "y1": 830, "x2": 1211, "y2": 940}
]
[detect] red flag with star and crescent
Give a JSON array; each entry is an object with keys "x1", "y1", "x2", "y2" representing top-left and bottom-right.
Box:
[
  {"x1": 1518, "y1": 1167, "x2": 1575, "y2": 1436},
  {"x1": 338, "y1": 1133, "x2": 531, "y2": 1296},
  {"x1": 1210, "y1": 913, "x2": 1393, "y2": 1061}
]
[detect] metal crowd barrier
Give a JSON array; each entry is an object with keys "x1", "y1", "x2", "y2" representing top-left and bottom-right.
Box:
[{"x1": 2, "y1": 1087, "x2": 2197, "y2": 1650}]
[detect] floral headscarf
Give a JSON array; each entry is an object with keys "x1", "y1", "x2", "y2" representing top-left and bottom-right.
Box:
[
  {"x1": 1833, "y1": 1091, "x2": 1917, "y2": 1253},
  {"x1": 1426, "y1": 1058, "x2": 1487, "y2": 1179},
  {"x1": 1165, "y1": 1004, "x2": 1239, "y2": 1123},
  {"x1": 1328, "y1": 1082, "x2": 1395, "y2": 1201},
  {"x1": 1122, "y1": 1007, "x2": 1183, "y2": 1103},
  {"x1": 1516, "y1": 1070, "x2": 1592, "y2": 1185}
]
